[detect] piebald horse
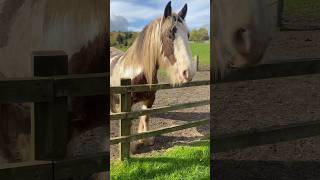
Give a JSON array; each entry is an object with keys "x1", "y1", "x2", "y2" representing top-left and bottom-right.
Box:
[
  {"x1": 0, "y1": 0, "x2": 107, "y2": 179},
  {"x1": 110, "y1": 1, "x2": 196, "y2": 152}
]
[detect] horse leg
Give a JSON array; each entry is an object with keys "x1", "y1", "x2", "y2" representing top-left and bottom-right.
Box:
[
  {"x1": 131, "y1": 105, "x2": 149, "y2": 153},
  {"x1": 16, "y1": 133, "x2": 31, "y2": 161},
  {"x1": 138, "y1": 97, "x2": 155, "y2": 146}
]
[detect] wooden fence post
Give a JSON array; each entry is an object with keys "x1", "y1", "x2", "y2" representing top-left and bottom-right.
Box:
[
  {"x1": 195, "y1": 55, "x2": 199, "y2": 71},
  {"x1": 119, "y1": 78, "x2": 132, "y2": 160},
  {"x1": 277, "y1": 0, "x2": 284, "y2": 28},
  {"x1": 32, "y1": 51, "x2": 69, "y2": 160}
]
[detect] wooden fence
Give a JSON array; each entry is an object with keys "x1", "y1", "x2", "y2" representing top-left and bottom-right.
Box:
[
  {"x1": 212, "y1": 57, "x2": 320, "y2": 154},
  {"x1": 0, "y1": 51, "x2": 108, "y2": 179},
  {"x1": 110, "y1": 79, "x2": 210, "y2": 160}
]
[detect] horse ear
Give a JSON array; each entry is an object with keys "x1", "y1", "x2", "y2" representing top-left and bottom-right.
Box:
[
  {"x1": 178, "y1": 3, "x2": 187, "y2": 20},
  {"x1": 164, "y1": 1, "x2": 172, "y2": 19}
]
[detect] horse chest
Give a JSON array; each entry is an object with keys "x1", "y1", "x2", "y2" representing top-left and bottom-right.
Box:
[{"x1": 131, "y1": 73, "x2": 156, "y2": 104}]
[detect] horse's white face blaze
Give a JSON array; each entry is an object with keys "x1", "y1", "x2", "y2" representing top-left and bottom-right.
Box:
[
  {"x1": 168, "y1": 20, "x2": 195, "y2": 85},
  {"x1": 161, "y1": 3, "x2": 195, "y2": 85}
]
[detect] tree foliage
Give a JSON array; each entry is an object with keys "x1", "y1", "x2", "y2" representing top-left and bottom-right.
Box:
[
  {"x1": 189, "y1": 28, "x2": 209, "y2": 42},
  {"x1": 110, "y1": 32, "x2": 138, "y2": 47}
]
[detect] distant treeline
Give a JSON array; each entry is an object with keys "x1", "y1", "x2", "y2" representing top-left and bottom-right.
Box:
[
  {"x1": 189, "y1": 28, "x2": 209, "y2": 42},
  {"x1": 110, "y1": 31, "x2": 139, "y2": 47},
  {"x1": 110, "y1": 27, "x2": 209, "y2": 48}
]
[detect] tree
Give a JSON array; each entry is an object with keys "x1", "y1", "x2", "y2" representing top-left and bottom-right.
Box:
[
  {"x1": 189, "y1": 28, "x2": 209, "y2": 42},
  {"x1": 110, "y1": 32, "x2": 118, "y2": 46},
  {"x1": 116, "y1": 33, "x2": 124, "y2": 44}
]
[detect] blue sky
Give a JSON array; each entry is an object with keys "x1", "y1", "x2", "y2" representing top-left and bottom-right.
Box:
[{"x1": 110, "y1": 0, "x2": 210, "y2": 32}]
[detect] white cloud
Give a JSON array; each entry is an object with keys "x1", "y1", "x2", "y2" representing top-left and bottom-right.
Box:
[
  {"x1": 128, "y1": 26, "x2": 144, "y2": 32},
  {"x1": 183, "y1": 0, "x2": 210, "y2": 30},
  {"x1": 110, "y1": 1, "x2": 162, "y2": 23},
  {"x1": 110, "y1": 15, "x2": 129, "y2": 32}
]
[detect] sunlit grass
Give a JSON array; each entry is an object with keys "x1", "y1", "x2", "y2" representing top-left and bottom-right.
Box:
[
  {"x1": 190, "y1": 42, "x2": 210, "y2": 66},
  {"x1": 110, "y1": 140, "x2": 210, "y2": 180}
]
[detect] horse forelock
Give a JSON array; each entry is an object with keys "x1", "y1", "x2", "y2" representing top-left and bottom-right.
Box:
[{"x1": 160, "y1": 14, "x2": 177, "y2": 65}]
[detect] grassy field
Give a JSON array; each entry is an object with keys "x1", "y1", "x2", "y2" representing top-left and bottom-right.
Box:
[
  {"x1": 110, "y1": 140, "x2": 210, "y2": 180},
  {"x1": 284, "y1": 0, "x2": 320, "y2": 15},
  {"x1": 190, "y1": 42, "x2": 210, "y2": 67},
  {"x1": 282, "y1": 0, "x2": 320, "y2": 29},
  {"x1": 114, "y1": 41, "x2": 210, "y2": 67}
]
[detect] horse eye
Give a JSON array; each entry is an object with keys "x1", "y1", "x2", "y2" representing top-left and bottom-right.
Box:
[
  {"x1": 169, "y1": 33, "x2": 175, "y2": 39},
  {"x1": 169, "y1": 27, "x2": 177, "y2": 39},
  {"x1": 172, "y1": 27, "x2": 177, "y2": 34},
  {"x1": 173, "y1": 16, "x2": 176, "y2": 21}
]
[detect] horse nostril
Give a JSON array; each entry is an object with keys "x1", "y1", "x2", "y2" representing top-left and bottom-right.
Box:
[
  {"x1": 233, "y1": 27, "x2": 252, "y2": 54},
  {"x1": 183, "y1": 70, "x2": 188, "y2": 78},
  {"x1": 182, "y1": 69, "x2": 190, "y2": 80}
]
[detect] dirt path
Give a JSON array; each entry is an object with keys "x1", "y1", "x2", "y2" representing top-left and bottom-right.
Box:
[
  {"x1": 110, "y1": 71, "x2": 210, "y2": 160},
  {"x1": 213, "y1": 30, "x2": 320, "y2": 179}
]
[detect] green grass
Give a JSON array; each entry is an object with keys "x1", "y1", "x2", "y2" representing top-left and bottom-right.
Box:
[
  {"x1": 190, "y1": 42, "x2": 210, "y2": 66},
  {"x1": 110, "y1": 140, "x2": 210, "y2": 180},
  {"x1": 113, "y1": 41, "x2": 210, "y2": 67},
  {"x1": 118, "y1": 46, "x2": 129, "y2": 52},
  {"x1": 284, "y1": 0, "x2": 320, "y2": 15}
]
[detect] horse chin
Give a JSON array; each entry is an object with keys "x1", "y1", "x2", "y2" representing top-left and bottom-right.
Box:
[
  {"x1": 169, "y1": 76, "x2": 190, "y2": 86},
  {"x1": 169, "y1": 77, "x2": 182, "y2": 87}
]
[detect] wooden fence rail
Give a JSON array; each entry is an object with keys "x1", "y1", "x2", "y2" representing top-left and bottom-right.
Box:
[
  {"x1": 212, "y1": 119, "x2": 320, "y2": 153},
  {"x1": 214, "y1": 58, "x2": 320, "y2": 83},
  {"x1": 0, "y1": 73, "x2": 107, "y2": 103},
  {"x1": 110, "y1": 80, "x2": 209, "y2": 94},
  {"x1": 0, "y1": 153, "x2": 108, "y2": 179},
  {"x1": 110, "y1": 100, "x2": 209, "y2": 120},
  {"x1": 212, "y1": 57, "x2": 320, "y2": 155},
  {"x1": 111, "y1": 118, "x2": 209, "y2": 145},
  {"x1": 110, "y1": 78, "x2": 210, "y2": 160}
]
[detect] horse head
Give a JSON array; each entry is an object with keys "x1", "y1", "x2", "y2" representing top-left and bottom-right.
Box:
[{"x1": 158, "y1": 1, "x2": 196, "y2": 85}]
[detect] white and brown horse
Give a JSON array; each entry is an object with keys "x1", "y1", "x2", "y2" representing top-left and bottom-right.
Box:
[
  {"x1": 0, "y1": 0, "x2": 107, "y2": 169},
  {"x1": 110, "y1": 1, "x2": 196, "y2": 152},
  {"x1": 212, "y1": 0, "x2": 274, "y2": 78}
]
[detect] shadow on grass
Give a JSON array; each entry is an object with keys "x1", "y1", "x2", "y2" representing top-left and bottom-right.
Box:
[{"x1": 133, "y1": 135, "x2": 208, "y2": 154}]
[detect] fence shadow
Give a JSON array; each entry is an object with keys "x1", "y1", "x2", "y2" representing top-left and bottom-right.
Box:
[
  {"x1": 153, "y1": 111, "x2": 210, "y2": 136},
  {"x1": 153, "y1": 112, "x2": 209, "y2": 122},
  {"x1": 213, "y1": 159, "x2": 320, "y2": 180},
  {"x1": 134, "y1": 135, "x2": 206, "y2": 154}
]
